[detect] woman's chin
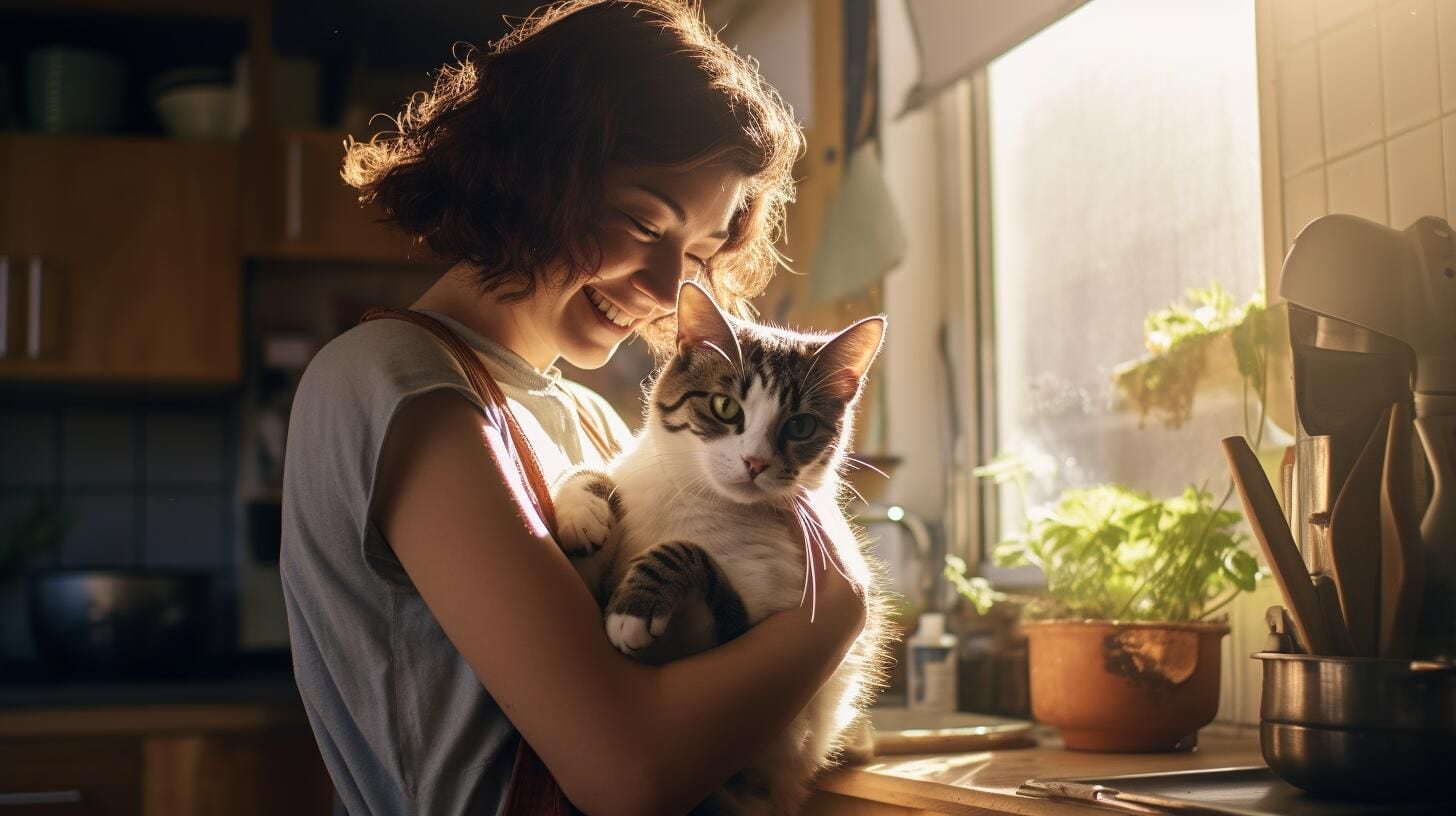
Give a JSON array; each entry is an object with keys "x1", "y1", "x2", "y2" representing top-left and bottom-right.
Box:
[{"x1": 559, "y1": 339, "x2": 621, "y2": 370}]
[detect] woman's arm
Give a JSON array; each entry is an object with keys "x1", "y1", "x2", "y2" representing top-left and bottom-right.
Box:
[{"x1": 373, "y1": 390, "x2": 866, "y2": 816}]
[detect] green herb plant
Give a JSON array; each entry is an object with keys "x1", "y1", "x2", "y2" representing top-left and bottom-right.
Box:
[{"x1": 947, "y1": 461, "x2": 1259, "y2": 621}]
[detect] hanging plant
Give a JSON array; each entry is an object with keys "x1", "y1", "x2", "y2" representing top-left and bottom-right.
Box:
[{"x1": 1113, "y1": 282, "x2": 1267, "y2": 429}]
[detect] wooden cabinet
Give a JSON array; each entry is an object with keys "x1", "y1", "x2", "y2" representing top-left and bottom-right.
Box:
[
  {"x1": 0, "y1": 135, "x2": 241, "y2": 383},
  {"x1": 0, "y1": 703, "x2": 334, "y2": 816},
  {"x1": 240, "y1": 129, "x2": 431, "y2": 265}
]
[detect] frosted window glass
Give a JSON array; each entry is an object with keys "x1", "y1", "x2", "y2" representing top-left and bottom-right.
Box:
[{"x1": 987, "y1": 0, "x2": 1263, "y2": 546}]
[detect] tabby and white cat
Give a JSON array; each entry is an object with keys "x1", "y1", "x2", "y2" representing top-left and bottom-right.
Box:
[{"x1": 552, "y1": 281, "x2": 890, "y2": 815}]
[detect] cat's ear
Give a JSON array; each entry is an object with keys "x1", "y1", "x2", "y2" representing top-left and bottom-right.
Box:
[
  {"x1": 675, "y1": 281, "x2": 739, "y2": 362},
  {"x1": 815, "y1": 317, "x2": 885, "y2": 400}
]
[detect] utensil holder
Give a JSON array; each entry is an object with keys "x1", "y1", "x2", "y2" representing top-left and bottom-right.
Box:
[{"x1": 1254, "y1": 649, "x2": 1456, "y2": 799}]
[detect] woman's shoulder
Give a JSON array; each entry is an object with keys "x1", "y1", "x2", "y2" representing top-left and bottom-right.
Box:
[{"x1": 294, "y1": 318, "x2": 486, "y2": 428}]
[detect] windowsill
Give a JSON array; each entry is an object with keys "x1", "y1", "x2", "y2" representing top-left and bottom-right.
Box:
[{"x1": 813, "y1": 723, "x2": 1262, "y2": 814}]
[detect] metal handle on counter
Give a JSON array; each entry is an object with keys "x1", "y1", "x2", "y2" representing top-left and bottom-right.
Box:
[
  {"x1": 1019, "y1": 779, "x2": 1233, "y2": 815},
  {"x1": 0, "y1": 791, "x2": 83, "y2": 808}
]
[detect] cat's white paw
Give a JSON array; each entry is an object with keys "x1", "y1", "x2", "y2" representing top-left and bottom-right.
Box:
[
  {"x1": 605, "y1": 611, "x2": 673, "y2": 655},
  {"x1": 555, "y1": 481, "x2": 614, "y2": 556}
]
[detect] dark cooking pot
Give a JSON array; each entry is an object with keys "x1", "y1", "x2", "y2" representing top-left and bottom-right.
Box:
[{"x1": 28, "y1": 568, "x2": 214, "y2": 676}]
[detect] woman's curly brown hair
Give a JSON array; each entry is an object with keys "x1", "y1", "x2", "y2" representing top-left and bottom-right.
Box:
[{"x1": 342, "y1": 0, "x2": 803, "y2": 338}]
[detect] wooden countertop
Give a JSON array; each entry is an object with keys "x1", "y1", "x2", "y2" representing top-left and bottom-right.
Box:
[{"x1": 817, "y1": 724, "x2": 1264, "y2": 815}]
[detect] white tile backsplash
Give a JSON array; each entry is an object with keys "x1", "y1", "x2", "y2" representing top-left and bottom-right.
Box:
[
  {"x1": 1321, "y1": 15, "x2": 1387, "y2": 157},
  {"x1": 1387, "y1": 120, "x2": 1446, "y2": 227},
  {"x1": 1444, "y1": 115, "x2": 1456, "y2": 222},
  {"x1": 1280, "y1": 43, "x2": 1328, "y2": 176},
  {"x1": 1284, "y1": 167, "x2": 1330, "y2": 248},
  {"x1": 1327, "y1": 143, "x2": 1390, "y2": 222},
  {"x1": 1317, "y1": 0, "x2": 1378, "y2": 30},
  {"x1": 1381, "y1": 0, "x2": 1442, "y2": 134},
  {"x1": 1439, "y1": 0, "x2": 1456, "y2": 112},
  {"x1": 1276, "y1": 0, "x2": 1319, "y2": 54}
]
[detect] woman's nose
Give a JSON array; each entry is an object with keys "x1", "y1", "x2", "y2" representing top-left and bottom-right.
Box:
[{"x1": 632, "y1": 254, "x2": 689, "y2": 311}]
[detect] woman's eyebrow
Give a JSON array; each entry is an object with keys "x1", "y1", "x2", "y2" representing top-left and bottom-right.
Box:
[
  {"x1": 632, "y1": 184, "x2": 731, "y2": 240},
  {"x1": 632, "y1": 184, "x2": 687, "y2": 224}
]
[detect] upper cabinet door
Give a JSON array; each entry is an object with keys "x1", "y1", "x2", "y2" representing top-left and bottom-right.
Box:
[
  {"x1": 0, "y1": 134, "x2": 241, "y2": 383},
  {"x1": 240, "y1": 129, "x2": 431, "y2": 265}
]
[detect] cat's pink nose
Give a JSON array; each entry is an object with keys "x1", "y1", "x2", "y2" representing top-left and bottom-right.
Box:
[{"x1": 742, "y1": 456, "x2": 770, "y2": 479}]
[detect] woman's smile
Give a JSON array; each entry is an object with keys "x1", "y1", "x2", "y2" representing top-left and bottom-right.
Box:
[{"x1": 582, "y1": 285, "x2": 644, "y2": 331}]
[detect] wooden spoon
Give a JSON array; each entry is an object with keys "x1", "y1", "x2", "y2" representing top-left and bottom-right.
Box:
[
  {"x1": 1328, "y1": 406, "x2": 1392, "y2": 656},
  {"x1": 1223, "y1": 436, "x2": 1331, "y2": 655},
  {"x1": 1379, "y1": 401, "x2": 1424, "y2": 658}
]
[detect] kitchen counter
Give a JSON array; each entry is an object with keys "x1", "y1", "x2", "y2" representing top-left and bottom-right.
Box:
[
  {"x1": 0, "y1": 658, "x2": 301, "y2": 710},
  {"x1": 809, "y1": 724, "x2": 1265, "y2": 815}
]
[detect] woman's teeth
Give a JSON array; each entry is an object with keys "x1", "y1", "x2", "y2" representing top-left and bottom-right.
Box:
[{"x1": 587, "y1": 288, "x2": 634, "y2": 328}]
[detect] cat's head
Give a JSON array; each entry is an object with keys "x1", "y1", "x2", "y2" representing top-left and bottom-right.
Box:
[{"x1": 645, "y1": 281, "x2": 885, "y2": 506}]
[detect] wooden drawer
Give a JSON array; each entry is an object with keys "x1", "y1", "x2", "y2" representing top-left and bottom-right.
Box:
[{"x1": 0, "y1": 737, "x2": 143, "y2": 816}]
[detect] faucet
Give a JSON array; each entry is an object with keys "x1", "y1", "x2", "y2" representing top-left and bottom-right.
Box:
[{"x1": 855, "y1": 503, "x2": 939, "y2": 610}]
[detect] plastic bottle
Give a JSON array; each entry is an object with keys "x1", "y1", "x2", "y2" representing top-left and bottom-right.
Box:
[{"x1": 907, "y1": 612, "x2": 958, "y2": 712}]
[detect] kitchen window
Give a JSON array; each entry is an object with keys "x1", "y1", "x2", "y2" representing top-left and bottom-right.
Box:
[{"x1": 971, "y1": 0, "x2": 1266, "y2": 579}]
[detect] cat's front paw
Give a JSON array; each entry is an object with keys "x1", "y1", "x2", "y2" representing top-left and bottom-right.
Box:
[
  {"x1": 553, "y1": 472, "x2": 618, "y2": 556},
  {"x1": 605, "y1": 609, "x2": 673, "y2": 655}
]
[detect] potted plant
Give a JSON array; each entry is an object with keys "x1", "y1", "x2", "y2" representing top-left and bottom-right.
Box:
[{"x1": 946, "y1": 458, "x2": 1261, "y2": 752}]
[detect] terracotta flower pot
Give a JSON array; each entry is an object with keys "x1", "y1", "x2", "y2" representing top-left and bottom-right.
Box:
[{"x1": 1023, "y1": 619, "x2": 1230, "y2": 752}]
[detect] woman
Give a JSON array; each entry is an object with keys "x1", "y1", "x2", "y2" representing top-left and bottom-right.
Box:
[{"x1": 279, "y1": 2, "x2": 868, "y2": 815}]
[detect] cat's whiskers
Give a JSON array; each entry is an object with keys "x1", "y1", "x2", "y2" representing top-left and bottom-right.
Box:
[
  {"x1": 840, "y1": 455, "x2": 889, "y2": 479},
  {"x1": 795, "y1": 491, "x2": 852, "y2": 587}
]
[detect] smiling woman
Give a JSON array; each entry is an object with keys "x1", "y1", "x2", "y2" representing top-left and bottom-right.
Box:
[{"x1": 279, "y1": 2, "x2": 875, "y2": 816}]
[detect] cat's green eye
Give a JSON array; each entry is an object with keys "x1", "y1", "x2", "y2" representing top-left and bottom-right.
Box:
[
  {"x1": 784, "y1": 414, "x2": 818, "y2": 440},
  {"x1": 710, "y1": 394, "x2": 742, "y2": 422}
]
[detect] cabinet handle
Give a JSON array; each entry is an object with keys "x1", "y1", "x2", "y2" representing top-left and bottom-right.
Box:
[
  {"x1": 26, "y1": 256, "x2": 43, "y2": 360},
  {"x1": 0, "y1": 255, "x2": 10, "y2": 359},
  {"x1": 0, "y1": 791, "x2": 83, "y2": 807}
]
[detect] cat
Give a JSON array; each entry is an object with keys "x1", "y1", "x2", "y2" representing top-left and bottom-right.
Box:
[{"x1": 552, "y1": 280, "x2": 891, "y2": 815}]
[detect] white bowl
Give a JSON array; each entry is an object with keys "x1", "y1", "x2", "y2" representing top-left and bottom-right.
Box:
[{"x1": 154, "y1": 84, "x2": 243, "y2": 141}]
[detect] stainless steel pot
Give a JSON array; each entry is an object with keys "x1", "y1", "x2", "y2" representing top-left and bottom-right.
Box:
[
  {"x1": 1254, "y1": 651, "x2": 1456, "y2": 798},
  {"x1": 28, "y1": 569, "x2": 214, "y2": 676}
]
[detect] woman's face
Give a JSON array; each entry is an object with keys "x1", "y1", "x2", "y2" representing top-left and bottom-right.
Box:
[{"x1": 535, "y1": 162, "x2": 746, "y2": 370}]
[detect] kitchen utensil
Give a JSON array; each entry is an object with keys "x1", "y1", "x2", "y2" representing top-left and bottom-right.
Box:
[
  {"x1": 1311, "y1": 574, "x2": 1354, "y2": 656},
  {"x1": 1265, "y1": 606, "x2": 1303, "y2": 654},
  {"x1": 1294, "y1": 434, "x2": 1333, "y2": 573},
  {"x1": 24, "y1": 47, "x2": 124, "y2": 134},
  {"x1": 1223, "y1": 436, "x2": 1331, "y2": 655},
  {"x1": 1253, "y1": 651, "x2": 1456, "y2": 798},
  {"x1": 869, "y1": 707, "x2": 1034, "y2": 755},
  {"x1": 28, "y1": 568, "x2": 214, "y2": 676},
  {"x1": 1381, "y1": 401, "x2": 1425, "y2": 658},
  {"x1": 1281, "y1": 213, "x2": 1456, "y2": 656},
  {"x1": 1327, "y1": 405, "x2": 1391, "y2": 656}
]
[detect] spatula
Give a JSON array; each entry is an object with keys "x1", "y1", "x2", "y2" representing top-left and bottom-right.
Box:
[
  {"x1": 1328, "y1": 406, "x2": 1392, "y2": 656},
  {"x1": 1223, "y1": 436, "x2": 1331, "y2": 655},
  {"x1": 1379, "y1": 401, "x2": 1424, "y2": 658}
]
